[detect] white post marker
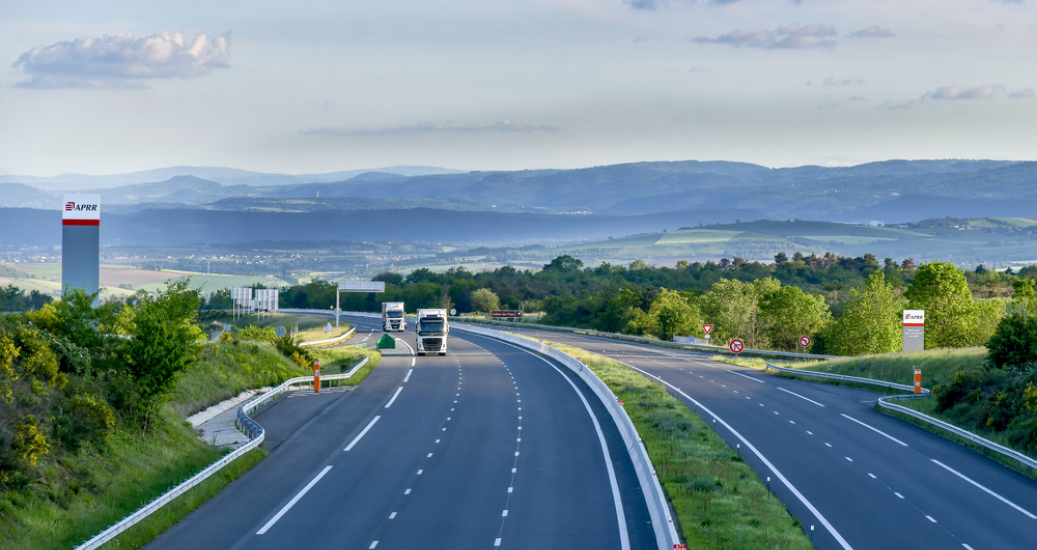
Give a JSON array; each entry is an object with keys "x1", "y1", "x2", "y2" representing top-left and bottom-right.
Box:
[{"x1": 729, "y1": 339, "x2": 744, "y2": 354}]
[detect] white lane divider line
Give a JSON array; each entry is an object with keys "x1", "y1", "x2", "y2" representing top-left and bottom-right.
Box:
[
  {"x1": 344, "y1": 416, "x2": 381, "y2": 451},
  {"x1": 727, "y1": 370, "x2": 765, "y2": 384},
  {"x1": 369, "y1": 541, "x2": 378, "y2": 549},
  {"x1": 777, "y1": 387, "x2": 825, "y2": 407},
  {"x1": 932, "y1": 459, "x2": 1037, "y2": 519},
  {"x1": 963, "y1": 544, "x2": 975, "y2": 550},
  {"x1": 692, "y1": 361, "x2": 722, "y2": 370},
  {"x1": 926, "y1": 515, "x2": 937, "y2": 523},
  {"x1": 868, "y1": 473, "x2": 876, "y2": 479},
  {"x1": 840, "y1": 414, "x2": 908, "y2": 447},
  {"x1": 502, "y1": 510, "x2": 508, "y2": 517},
  {"x1": 405, "y1": 488, "x2": 411, "y2": 495},
  {"x1": 411, "y1": 357, "x2": 416, "y2": 367},
  {"x1": 256, "y1": 465, "x2": 333, "y2": 534},
  {"x1": 626, "y1": 364, "x2": 854, "y2": 550},
  {"x1": 404, "y1": 369, "x2": 413, "y2": 383},
  {"x1": 385, "y1": 387, "x2": 404, "y2": 408},
  {"x1": 494, "y1": 538, "x2": 502, "y2": 547},
  {"x1": 895, "y1": 492, "x2": 905, "y2": 499},
  {"x1": 491, "y1": 339, "x2": 630, "y2": 550},
  {"x1": 389, "y1": 512, "x2": 396, "y2": 519}
]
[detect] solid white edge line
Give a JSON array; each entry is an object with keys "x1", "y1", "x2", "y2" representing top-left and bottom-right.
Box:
[
  {"x1": 627, "y1": 364, "x2": 854, "y2": 550},
  {"x1": 492, "y1": 339, "x2": 630, "y2": 550},
  {"x1": 404, "y1": 369, "x2": 413, "y2": 383},
  {"x1": 385, "y1": 387, "x2": 403, "y2": 408},
  {"x1": 777, "y1": 387, "x2": 825, "y2": 407},
  {"x1": 344, "y1": 416, "x2": 381, "y2": 451},
  {"x1": 727, "y1": 370, "x2": 765, "y2": 384},
  {"x1": 931, "y1": 459, "x2": 1037, "y2": 519},
  {"x1": 840, "y1": 414, "x2": 908, "y2": 447},
  {"x1": 395, "y1": 337, "x2": 416, "y2": 356},
  {"x1": 256, "y1": 465, "x2": 333, "y2": 534}
]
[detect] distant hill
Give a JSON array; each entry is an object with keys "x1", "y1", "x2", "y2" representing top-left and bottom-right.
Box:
[
  {"x1": 4, "y1": 159, "x2": 1036, "y2": 223},
  {"x1": 0, "y1": 207, "x2": 769, "y2": 247},
  {"x1": 0, "y1": 165, "x2": 464, "y2": 190}
]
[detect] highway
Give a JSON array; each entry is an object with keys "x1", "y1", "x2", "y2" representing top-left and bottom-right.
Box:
[
  {"x1": 145, "y1": 315, "x2": 655, "y2": 550},
  {"x1": 493, "y1": 323, "x2": 1037, "y2": 550}
]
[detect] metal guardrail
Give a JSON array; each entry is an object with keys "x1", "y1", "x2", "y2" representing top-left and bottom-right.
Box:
[
  {"x1": 876, "y1": 396, "x2": 1037, "y2": 472},
  {"x1": 74, "y1": 357, "x2": 369, "y2": 550},
  {"x1": 452, "y1": 323, "x2": 679, "y2": 550},
  {"x1": 452, "y1": 316, "x2": 841, "y2": 360},
  {"x1": 299, "y1": 326, "x2": 356, "y2": 348},
  {"x1": 764, "y1": 363, "x2": 929, "y2": 396},
  {"x1": 765, "y1": 363, "x2": 1037, "y2": 472}
]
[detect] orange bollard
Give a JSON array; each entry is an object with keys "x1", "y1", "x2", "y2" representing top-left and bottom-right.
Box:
[
  {"x1": 914, "y1": 369, "x2": 921, "y2": 394},
  {"x1": 314, "y1": 359, "x2": 321, "y2": 393}
]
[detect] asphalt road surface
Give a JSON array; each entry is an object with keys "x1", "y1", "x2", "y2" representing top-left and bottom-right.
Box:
[
  {"x1": 496, "y1": 323, "x2": 1037, "y2": 550},
  {"x1": 145, "y1": 314, "x2": 654, "y2": 550}
]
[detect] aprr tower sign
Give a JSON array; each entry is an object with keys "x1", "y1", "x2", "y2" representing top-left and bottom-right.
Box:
[
  {"x1": 62, "y1": 194, "x2": 100, "y2": 297},
  {"x1": 903, "y1": 310, "x2": 925, "y2": 352}
]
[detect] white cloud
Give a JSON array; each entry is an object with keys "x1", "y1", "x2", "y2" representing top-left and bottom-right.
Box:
[
  {"x1": 302, "y1": 119, "x2": 561, "y2": 136},
  {"x1": 12, "y1": 31, "x2": 230, "y2": 89},
  {"x1": 848, "y1": 26, "x2": 896, "y2": 39},
  {"x1": 1009, "y1": 88, "x2": 1035, "y2": 99},
  {"x1": 928, "y1": 83, "x2": 1005, "y2": 99},
  {"x1": 822, "y1": 76, "x2": 865, "y2": 86},
  {"x1": 692, "y1": 23, "x2": 838, "y2": 51}
]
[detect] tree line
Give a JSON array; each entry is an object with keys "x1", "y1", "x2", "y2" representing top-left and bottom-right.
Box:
[{"x1": 248, "y1": 252, "x2": 1029, "y2": 356}]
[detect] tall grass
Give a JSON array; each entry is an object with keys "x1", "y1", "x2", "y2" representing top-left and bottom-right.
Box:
[{"x1": 552, "y1": 343, "x2": 811, "y2": 550}]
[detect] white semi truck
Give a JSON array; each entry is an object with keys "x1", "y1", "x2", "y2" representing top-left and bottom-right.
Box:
[
  {"x1": 382, "y1": 302, "x2": 406, "y2": 332},
  {"x1": 415, "y1": 308, "x2": 449, "y2": 355}
]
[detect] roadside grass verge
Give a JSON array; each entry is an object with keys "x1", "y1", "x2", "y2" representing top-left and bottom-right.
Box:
[
  {"x1": 0, "y1": 343, "x2": 309, "y2": 550},
  {"x1": 315, "y1": 347, "x2": 381, "y2": 386},
  {"x1": 550, "y1": 342, "x2": 811, "y2": 550},
  {"x1": 97, "y1": 448, "x2": 266, "y2": 550}
]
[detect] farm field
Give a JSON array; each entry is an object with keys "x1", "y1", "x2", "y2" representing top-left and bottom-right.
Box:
[{"x1": 0, "y1": 262, "x2": 290, "y2": 297}]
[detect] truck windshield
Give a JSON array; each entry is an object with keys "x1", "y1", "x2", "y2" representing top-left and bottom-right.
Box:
[
  {"x1": 387, "y1": 311, "x2": 403, "y2": 318},
  {"x1": 419, "y1": 320, "x2": 445, "y2": 333}
]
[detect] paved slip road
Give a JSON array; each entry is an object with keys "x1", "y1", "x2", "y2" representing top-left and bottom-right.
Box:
[
  {"x1": 493, "y1": 324, "x2": 1037, "y2": 550},
  {"x1": 145, "y1": 315, "x2": 654, "y2": 550}
]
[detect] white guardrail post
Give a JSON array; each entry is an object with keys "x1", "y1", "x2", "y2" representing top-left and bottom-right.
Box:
[
  {"x1": 765, "y1": 363, "x2": 1037, "y2": 472},
  {"x1": 73, "y1": 357, "x2": 369, "y2": 550},
  {"x1": 451, "y1": 323, "x2": 680, "y2": 549}
]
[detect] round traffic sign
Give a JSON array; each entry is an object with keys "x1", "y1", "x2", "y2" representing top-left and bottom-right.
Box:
[
  {"x1": 729, "y1": 339, "x2": 744, "y2": 354},
  {"x1": 799, "y1": 335, "x2": 811, "y2": 348},
  {"x1": 450, "y1": 308, "x2": 457, "y2": 316}
]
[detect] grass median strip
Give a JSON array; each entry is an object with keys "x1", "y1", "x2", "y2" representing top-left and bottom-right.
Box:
[{"x1": 547, "y1": 342, "x2": 812, "y2": 550}]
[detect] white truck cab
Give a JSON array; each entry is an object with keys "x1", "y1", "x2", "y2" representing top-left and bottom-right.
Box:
[
  {"x1": 415, "y1": 308, "x2": 448, "y2": 355},
  {"x1": 382, "y1": 302, "x2": 406, "y2": 331}
]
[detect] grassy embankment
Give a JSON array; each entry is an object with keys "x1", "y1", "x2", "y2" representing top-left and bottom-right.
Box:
[
  {"x1": 0, "y1": 339, "x2": 376, "y2": 550},
  {"x1": 200, "y1": 312, "x2": 353, "y2": 343},
  {"x1": 550, "y1": 342, "x2": 811, "y2": 550}
]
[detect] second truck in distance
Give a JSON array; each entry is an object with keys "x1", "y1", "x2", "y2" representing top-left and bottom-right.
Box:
[{"x1": 382, "y1": 302, "x2": 406, "y2": 332}]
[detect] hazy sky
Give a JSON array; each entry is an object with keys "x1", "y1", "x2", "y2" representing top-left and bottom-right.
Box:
[{"x1": 2, "y1": 0, "x2": 1036, "y2": 176}]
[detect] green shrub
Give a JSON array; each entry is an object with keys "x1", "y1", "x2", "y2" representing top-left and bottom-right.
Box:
[
  {"x1": 986, "y1": 312, "x2": 1037, "y2": 371},
  {"x1": 53, "y1": 395, "x2": 116, "y2": 452},
  {"x1": 237, "y1": 325, "x2": 276, "y2": 343}
]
